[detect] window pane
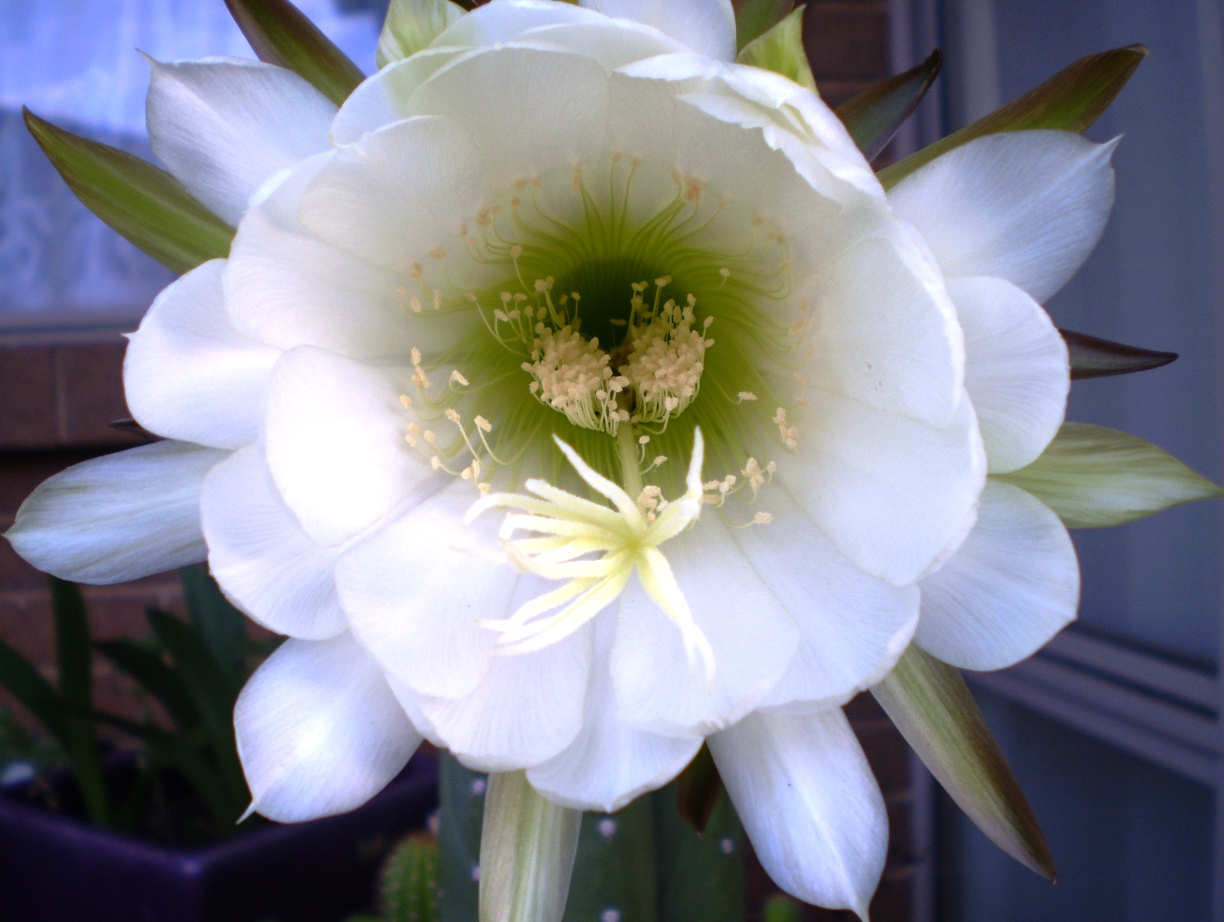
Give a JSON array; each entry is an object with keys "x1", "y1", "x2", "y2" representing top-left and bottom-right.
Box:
[
  {"x1": 942, "y1": 0, "x2": 1223, "y2": 663},
  {"x1": 936, "y1": 690, "x2": 1214, "y2": 922},
  {"x1": 0, "y1": 0, "x2": 384, "y2": 329}
]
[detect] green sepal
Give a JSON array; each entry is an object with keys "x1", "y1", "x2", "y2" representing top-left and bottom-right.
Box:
[
  {"x1": 674, "y1": 743, "x2": 723, "y2": 836},
  {"x1": 479, "y1": 771, "x2": 582, "y2": 922},
  {"x1": 879, "y1": 44, "x2": 1147, "y2": 188},
  {"x1": 1061, "y1": 328, "x2": 1178, "y2": 379},
  {"x1": 377, "y1": 0, "x2": 466, "y2": 69},
  {"x1": 836, "y1": 49, "x2": 942, "y2": 161},
  {"x1": 997, "y1": 423, "x2": 1224, "y2": 528},
  {"x1": 873, "y1": 646, "x2": 1056, "y2": 881},
  {"x1": 24, "y1": 109, "x2": 233, "y2": 274},
  {"x1": 225, "y1": 0, "x2": 365, "y2": 105},
  {"x1": 736, "y1": 7, "x2": 815, "y2": 92},
  {"x1": 435, "y1": 753, "x2": 745, "y2": 922},
  {"x1": 733, "y1": 0, "x2": 794, "y2": 52}
]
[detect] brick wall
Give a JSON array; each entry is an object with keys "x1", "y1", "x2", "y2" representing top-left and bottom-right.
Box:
[{"x1": 0, "y1": 2, "x2": 924, "y2": 919}]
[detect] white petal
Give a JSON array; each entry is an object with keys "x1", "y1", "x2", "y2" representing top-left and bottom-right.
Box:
[
  {"x1": 377, "y1": 0, "x2": 466, "y2": 68},
  {"x1": 409, "y1": 617, "x2": 593, "y2": 772},
  {"x1": 614, "y1": 53, "x2": 881, "y2": 203},
  {"x1": 124, "y1": 259, "x2": 278, "y2": 450},
  {"x1": 6, "y1": 442, "x2": 225, "y2": 584},
  {"x1": 806, "y1": 233, "x2": 963, "y2": 427},
  {"x1": 731, "y1": 498, "x2": 919, "y2": 712},
  {"x1": 528, "y1": 620, "x2": 700, "y2": 811},
  {"x1": 331, "y1": 49, "x2": 464, "y2": 146},
  {"x1": 917, "y1": 480, "x2": 1079, "y2": 671},
  {"x1": 146, "y1": 57, "x2": 336, "y2": 225},
  {"x1": 435, "y1": 0, "x2": 609, "y2": 47},
  {"x1": 235, "y1": 634, "x2": 421, "y2": 822},
  {"x1": 263, "y1": 347, "x2": 434, "y2": 547},
  {"x1": 200, "y1": 447, "x2": 347, "y2": 640},
  {"x1": 709, "y1": 710, "x2": 886, "y2": 916},
  {"x1": 950, "y1": 276, "x2": 1069, "y2": 473},
  {"x1": 405, "y1": 45, "x2": 611, "y2": 189},
  {"x1": 774, "y1": 389, "x2": 986, "y2": 585},
  {"x1": 336, "y1": 482, "x2": 519, "y2": 699},
  {"x1": 297, "y1": 115, "x2": 483, "y2": 275},
  {"x1": 225, "y1": 153, "x2": 478, "y2": 359},
  {"x1": 888, "y1": 131, "x2": 1117, "y2": 302},
  {"x1": 582, "y1": 0, "x2": 736, "y2": 61},
  {"x1": 610, "y1": 515, "x2": 799, "y2": 737},
  {"x1": 509, "y1": 20, "x2": 689, "y2": 68}
]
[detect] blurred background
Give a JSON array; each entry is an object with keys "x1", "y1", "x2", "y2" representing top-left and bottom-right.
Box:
[{"x1": 0, "y1": 1, "x2": 1221, "y2": 920}]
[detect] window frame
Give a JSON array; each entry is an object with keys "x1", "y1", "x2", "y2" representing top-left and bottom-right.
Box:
[{"x1": 887, "y1": 1, "x2": 1224, "y2": 919}]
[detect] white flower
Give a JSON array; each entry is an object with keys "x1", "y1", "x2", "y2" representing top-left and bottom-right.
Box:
[{"x1": 3, "y1": 0, "x2": 1118, "y2": 914}]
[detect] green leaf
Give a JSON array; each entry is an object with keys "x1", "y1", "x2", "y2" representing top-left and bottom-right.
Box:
[
  {"x1": 0, "y1": 640, "x2": 68, "y2": 742},
  {"x1": 225, "y1": 0, "x2": 365, "y2": 106},
  {"x1": 873, "y1": 646, "x2": 1055, "y2": 881},
  {"x1": 836, "y1": 49, "x2": 942, "y2": 161},
  {"x1": 733, "y1": 0, "x2": 794, "y2": 51},
  {"x1": 180, "y1": 566, "x2": 248, "y2": 690},
  {"x1": 735, "y1": 7, "x2": 815, "y2": 92},
  {"x1": 51, "y1": 578, "x2": 110, "y2": 826},
  {"x1": 146, "y1": 609, "x2": 247, "y2": 800},
  {"x1": 879, "y1": 45, "x2": 1147, "y2": 188},
  {"x1": 479, "y1": 771, "x2": 582, "y2": 922},
  {"x1": 674, "y1": 743, "x2": 723, "y2": 836},
  {"x1": 93, "y1": 709, "x2": 241, "y2": 831},
  {"x1": 377, "y1": 0, "x2": 466, "y2": 69},
  {"x1": 1061, "y1": 328, "x2": 1178, "y2": 379},
  {"x1": 997, "y1": 423, "x2": 1224, "y2": 528},
  {"x1": 23, "y1": 109, "x2": 234, "y2": 274},
  {"x1": 94, "y1": 638, "x2": 199, "y2": 733}
]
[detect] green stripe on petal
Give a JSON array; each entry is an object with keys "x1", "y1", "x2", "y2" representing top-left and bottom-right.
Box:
[
  {"x1": 479, "y1": 772, "x2": 582, "y2": 922},
  {"x1": 873, "y1": 646, "x2": 1055, "y2": 881},
  {"x1": 996, "y1": 422, "x2": 1224, "y2": 528},
  {"x1": 836, "y1": 50, "x2": 942, "y2": 162},
  {"x1": 733, "y1": 0, "x2": 793, "y2": 51},
  {"x1": 377, "y1": 0, "x2": 466, "y2": 68},
  {"x1": 225, "y1": 0, "x2": 365, "y2": 105},
  {"x1": 735, "y1": 7, "x2": 815, "y2": 92},
  {"x1": 24, "y1": 109, "x2": 233, "y2": 274},
  {"x1": 879, "y1": 44, "x2": 1146, "y2": 189}
]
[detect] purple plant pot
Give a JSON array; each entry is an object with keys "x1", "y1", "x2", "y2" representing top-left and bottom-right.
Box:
[{"x1": 0, "y1": 753, "x2": 437, "y2": 922}]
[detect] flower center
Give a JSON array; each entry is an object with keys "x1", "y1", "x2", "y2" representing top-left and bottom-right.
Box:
[{"x1": 400, "y1": 155, "x2": 813, "y2": 496}]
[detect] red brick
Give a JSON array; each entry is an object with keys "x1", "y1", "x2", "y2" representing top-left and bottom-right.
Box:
[
  {"x1": 0, "y1": 450, "x2": 104, "y2": 516},
  {"x1": 855, "y1": 720, "x2": 910, "y2": 794},
  {"x1": 54, "y1": 340, "x2": 141, "y2": 449},
  {"x1": 805, "y1": 2, "x2": 890, "y2": 82},
  {"x1": 0, "y1": 345, "x2": 58, "y2": 448}
]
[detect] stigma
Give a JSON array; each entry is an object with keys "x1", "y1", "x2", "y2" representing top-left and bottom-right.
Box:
[{"x1": 467, "y1": 428, "x2": 716, "y2": 684}]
